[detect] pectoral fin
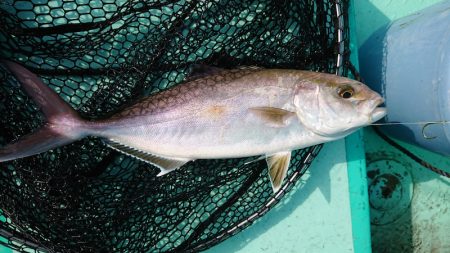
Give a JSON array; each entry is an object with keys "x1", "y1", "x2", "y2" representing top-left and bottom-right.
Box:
[
  {"x1": 249, "y1": 107, "x2": 296, "y2": 127},
  {"x1": 266, "y1": 151, "x2": 291, "y2": 193},
  {"x1": 105, "y1": 140, "x2": 190, "y2": 176}
]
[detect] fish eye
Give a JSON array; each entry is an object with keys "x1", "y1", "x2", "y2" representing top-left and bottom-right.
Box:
[{"x1": 337, "y1": 86, "x2": 354, "y2": 99}]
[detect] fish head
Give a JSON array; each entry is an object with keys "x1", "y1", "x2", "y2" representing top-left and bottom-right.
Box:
[{"x1": 293, "y1": 75, "x2": 386, "y2": 138}]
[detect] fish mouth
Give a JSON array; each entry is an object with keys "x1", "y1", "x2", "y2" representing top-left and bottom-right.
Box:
[
  {"x1": 371, "y1": 107, "x2": 387, "y2": 122},
  {"x1": 369, "y1": 98, "x2": 387, "y2": 123}
]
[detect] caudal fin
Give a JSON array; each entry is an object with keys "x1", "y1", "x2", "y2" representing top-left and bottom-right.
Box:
[
  {"x1": 0, "y1": 126, "x2": 79, "y2": 162},
  {"x1": 0, "y1": 60, "x2": 89, "y2": 162}
]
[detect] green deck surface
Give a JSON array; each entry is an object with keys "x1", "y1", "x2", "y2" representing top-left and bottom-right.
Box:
[
  {"x1": 355, "y1": 0, "x2": 450, "y2": 252},
  {"x1": 206, "y1": 140, "x2": 356, "y2": 253}
]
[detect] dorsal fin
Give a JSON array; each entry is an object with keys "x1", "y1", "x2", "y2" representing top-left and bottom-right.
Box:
[
  {"x1": 186, "y1": 64, "x2": 226, "y2": 82},
  {"x1": 237, "y1": 65, "x2": 262, "y2": 70},
  {"x1": 104, "y1": 139, "x2": 191, "y2": 176},
  {"x1": 186, "y1": 65, "x2": 263, "y2": 82}
]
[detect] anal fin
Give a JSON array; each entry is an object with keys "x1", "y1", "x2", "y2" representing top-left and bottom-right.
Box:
[
  {"x1": 266, "y1": 151, "x2": 291, "y2": 193},
  {"x1": 105, "y1": 139, "x2": 191, "y2": 176}
]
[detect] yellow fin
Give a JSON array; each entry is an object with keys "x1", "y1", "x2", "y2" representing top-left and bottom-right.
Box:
[
  {"x1": 249, "y1": 107, "x2": 296, "y2": 127},
  {"x1": 266, "y1": 151, "x2": 291, "y2": 193}
]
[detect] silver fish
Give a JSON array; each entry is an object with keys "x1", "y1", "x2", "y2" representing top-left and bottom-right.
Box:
[{"x1": 0, "y1": 61, "x2": 386, "y2": 192}]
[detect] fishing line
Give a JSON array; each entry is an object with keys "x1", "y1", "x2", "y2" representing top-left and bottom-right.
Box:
[
  {"x1": 370, "y1": 120, "x2": 450, "y2": 126},
  {"x1": 370, "y1": 120, "x2": 450, "y2": 139},
  {"x1": 346, "y1": 56, "x2": 449, "y2": 178},
  {"x1": 372, "y1": 126, "x2": 450, "y2": 179}
]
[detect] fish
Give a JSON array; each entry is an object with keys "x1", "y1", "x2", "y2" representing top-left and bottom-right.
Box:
[{"x1": 0, "y1": 60, "x2": 386, "y2": 192}]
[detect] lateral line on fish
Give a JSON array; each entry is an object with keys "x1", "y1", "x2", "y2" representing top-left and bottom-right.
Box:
[{"x1": 371, "y1": 121, "x2": 450, "y2": 126}]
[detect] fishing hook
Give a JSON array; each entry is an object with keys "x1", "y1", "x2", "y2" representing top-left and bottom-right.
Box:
[{"x1": 422, "y1": 122, "x2": 438, "y2": 139}]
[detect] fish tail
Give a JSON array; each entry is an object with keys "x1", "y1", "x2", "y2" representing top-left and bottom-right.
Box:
[{"x1": 0, "y1": 60, "x2": 91, "y2": 162}]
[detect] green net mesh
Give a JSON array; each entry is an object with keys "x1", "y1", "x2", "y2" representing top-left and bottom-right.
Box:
[{"x1": 0, "y1": 0, "x2": 350, "y2": 252}]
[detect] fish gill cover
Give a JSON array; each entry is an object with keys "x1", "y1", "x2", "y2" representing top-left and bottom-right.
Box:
[{"x1": 0, "y1": 0, "x2": 350, "y2": 252}]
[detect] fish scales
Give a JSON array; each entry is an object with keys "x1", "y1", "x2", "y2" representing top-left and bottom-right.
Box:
[
  {"x1": 0, "y1": 61, "x2": 386, "y2": 192},
  {"x1": 112, "y1": 68, "x2": 261, "y2": 119},
  {"x1": 97, "y1": 69, "x2": 302, "y2": 158}
]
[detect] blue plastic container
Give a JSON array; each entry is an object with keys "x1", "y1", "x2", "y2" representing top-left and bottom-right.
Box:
[{"x1": 359, "y1": 1, "x2": 450, "y2": 155}]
